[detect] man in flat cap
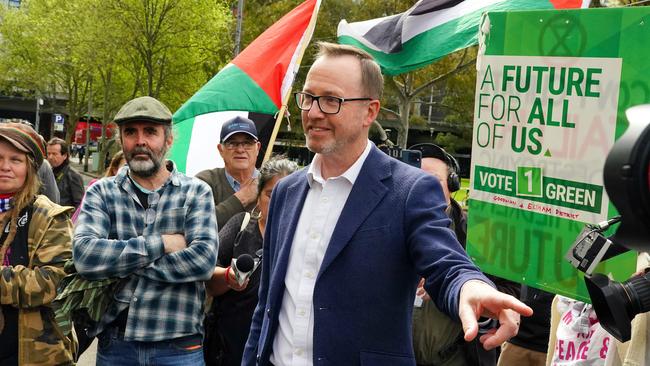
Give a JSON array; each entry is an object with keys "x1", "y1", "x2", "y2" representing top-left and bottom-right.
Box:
[
  {"x1": 73, "y1": 96, "x2": 218, "y2": 365},
  {"x1": 196, "y1": 116, "x2": 261, "y2": 230}
]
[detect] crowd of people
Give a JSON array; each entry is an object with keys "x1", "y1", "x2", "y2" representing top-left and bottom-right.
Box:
[{"x1": 1, "y1": 41, "x2": 625, "y2": 366}]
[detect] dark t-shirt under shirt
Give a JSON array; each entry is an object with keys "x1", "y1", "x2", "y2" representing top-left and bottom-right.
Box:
[{"x1": 0, "y1": 207, "x2": 33, "y2": 366}]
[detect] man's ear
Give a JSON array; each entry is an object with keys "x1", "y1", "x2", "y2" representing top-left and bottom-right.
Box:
[
  {"x1": 217, "y1": 143, "x2": 224, "y2": 155},
  {"x1": 363, "y1": 99, "x2": 381, "y2": 128},
  {"x1": 166, "y1": 131, "x2": 174, "y2": 148}
]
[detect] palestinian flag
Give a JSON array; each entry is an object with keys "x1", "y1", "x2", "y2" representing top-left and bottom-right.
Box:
[
  {"x1": 337, "y1": 0, "x2": 590, "y2": 76},
  {"x1": 170, "y1": 0, "x2": 322, "y2": 176}
]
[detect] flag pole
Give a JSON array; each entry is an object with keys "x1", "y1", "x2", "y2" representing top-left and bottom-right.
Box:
[{"x1": 263, "y1": 0, "x2": 322, "y2": 163}]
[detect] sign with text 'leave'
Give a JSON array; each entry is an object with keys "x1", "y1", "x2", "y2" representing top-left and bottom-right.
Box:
[{"x1": 467, "y1": 7, "x2": 650, "y2": 302}]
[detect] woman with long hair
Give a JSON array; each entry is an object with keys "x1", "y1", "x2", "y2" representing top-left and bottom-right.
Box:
[{"x1": 0, "y1": 123, "x2": 75, "y2": 365}]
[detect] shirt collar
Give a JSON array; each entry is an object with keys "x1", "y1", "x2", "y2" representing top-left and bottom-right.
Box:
[
  {"x1": 307, "y1": 140, "x2": 372, "y2": 187},
  {"x1": 225, "y1": 169, "x2": 260, "y2": 192}
]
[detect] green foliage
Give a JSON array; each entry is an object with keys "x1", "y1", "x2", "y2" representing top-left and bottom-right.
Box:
[
  {"x1": 0, "y1": 0, "x2": 233, "y2": 142},
  {"x1": 434, "y1": 131, "x2": 471, "y2": 154},
  {"x1": 0, "y1": 0, "x2": 478, "y2": 154}
]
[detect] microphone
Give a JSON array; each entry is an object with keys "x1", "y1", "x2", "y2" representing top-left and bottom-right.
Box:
[{"x1": 232, "y1": 254, "x2": 255, "y2": 286}]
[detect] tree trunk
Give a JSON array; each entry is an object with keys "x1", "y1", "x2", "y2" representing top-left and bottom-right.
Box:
[{"x1": 397, "y1": 100, "x2": 411, "y2": 149}]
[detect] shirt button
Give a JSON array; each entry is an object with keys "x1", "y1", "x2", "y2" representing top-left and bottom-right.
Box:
[
  {"x1": 295, "y1": 348, "x2": 303, "y2": 356},
  {"x1": 305, "y1": 271, "x2": 314, "y2": 279},
  {"x1": 321, "y1": 197, "x2": 329, "y2": 203},
  {"x1": 133, "y1": 297, "x2": 138, "y2": 302},
  {"x1": 298, "y1": 309, "x2": 306, "y2": 316},
  {"x1": 311, "y1": 232, "x2": 320, "y2": 240}
]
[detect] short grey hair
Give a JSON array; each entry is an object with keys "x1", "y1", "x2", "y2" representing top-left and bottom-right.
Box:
[
  {"x1": 315, "y1": 41, "x2": 384, "y2": 100},
  {"x1": 258, "y1": 156, "x2": 299, "y2": 196}
]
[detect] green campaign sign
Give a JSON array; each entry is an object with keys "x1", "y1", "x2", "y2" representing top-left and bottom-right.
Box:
[{"x1": 467, "y1": 7, "x2": 650, "y2": 302}]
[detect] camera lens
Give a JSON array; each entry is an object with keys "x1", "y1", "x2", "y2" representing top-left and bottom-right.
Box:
[{"x1": 585, "y1": 271, "x2": 650, "y2": 342}]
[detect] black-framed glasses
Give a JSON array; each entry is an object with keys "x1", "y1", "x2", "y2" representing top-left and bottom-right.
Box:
[
  {"x1": 223, "y1": 140, "x2": 257, "y2": 150},
  {"x1": 294, "y1": 92, "x2": 373, "y2": 114}
]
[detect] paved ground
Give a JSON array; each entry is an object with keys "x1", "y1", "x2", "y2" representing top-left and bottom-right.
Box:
[
  {"x1": 77, "y1": 340, "x2": 97, "y2": 366},
  {"x1": 69, "y1": 156, "x2": 101, "y2": 186}
]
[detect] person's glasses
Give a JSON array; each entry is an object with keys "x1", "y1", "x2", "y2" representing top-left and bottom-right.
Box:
[
  {"x1": 223, "y1": 140, "x2": 257, "y2": 150},
  {"x1": 145, "y1": 191, "x2": 160, "y2": 225},
  {"x1": 294, "y1": 92, "x2": 373, "y2": 114}
]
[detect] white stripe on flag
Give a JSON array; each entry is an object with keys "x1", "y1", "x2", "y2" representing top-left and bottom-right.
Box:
[
  {"x1": 402, "y1": 0, "x2": 505, "y2": 43},
  {"x1": 281, "y1": 28, "x2": 310, "y2": 102},
  {"x1": 184, "y1": 111, "x2": 249, "y2": 177}
]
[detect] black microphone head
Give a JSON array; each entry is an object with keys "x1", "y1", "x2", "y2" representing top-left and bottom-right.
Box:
[{"x1": 236, "y1": 254, "x2": 255, "y2": 272}]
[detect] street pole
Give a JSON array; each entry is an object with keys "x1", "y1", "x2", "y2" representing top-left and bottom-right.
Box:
[
  {"x1": 84, "y1": 77, "x2": 92, "y2": 172},
  {"x1": 35, "y1": 95, "x2": 42, "y2": 132},
  {"x1": 234, "y1": 0, "x2": 244, "y2": 56}
]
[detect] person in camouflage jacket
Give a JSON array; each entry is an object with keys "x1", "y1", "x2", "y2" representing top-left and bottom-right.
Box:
[{"x1": 0, "y1": 123, "x2": 75, "y2": 366}]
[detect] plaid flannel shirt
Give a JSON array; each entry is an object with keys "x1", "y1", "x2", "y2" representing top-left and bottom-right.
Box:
[{"x1": 73, "y1": 162, "x2": 218, "y2": 342}]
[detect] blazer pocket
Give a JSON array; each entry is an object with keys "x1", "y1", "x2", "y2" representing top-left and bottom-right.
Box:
[
  {"x1": 352, "y1": 225, "x2": 390, "y2": 241},
  {"x1": 360, "y1": 350, "x2": 415, "y2": 366}
]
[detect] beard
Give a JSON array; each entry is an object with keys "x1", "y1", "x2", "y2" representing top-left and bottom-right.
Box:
[{"x1": 126, "y1": 145, "x2": 167, "y2": 178}]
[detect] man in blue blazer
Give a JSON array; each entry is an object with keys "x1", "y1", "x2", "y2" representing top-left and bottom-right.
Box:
[{"x1": 242, "y1": 42, "x2": 532, "y2": 366}]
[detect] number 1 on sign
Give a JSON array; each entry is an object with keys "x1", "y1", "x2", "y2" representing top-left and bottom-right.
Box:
[
  {"x1": 525, "y1": 169, "x2": 533, "y2": 192},
  {"x1": 516, "y1": 167, "x2": 543, "y2": 197}
]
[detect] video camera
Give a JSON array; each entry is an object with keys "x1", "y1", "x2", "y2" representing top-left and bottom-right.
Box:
[
  {"x1": 565, "y1": 104, "x2": 650, "y2": 342},
  {"x1": 372, "y1": 121, "x2": 422, "y2": 168}
]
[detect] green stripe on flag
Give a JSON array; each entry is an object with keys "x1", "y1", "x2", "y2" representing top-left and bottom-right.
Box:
[
  {"x1": 169, "y1": 116, "x2": 195, "y2": 173},
  {"x1": 173, "y1": 64, "x2": 278, "y2": 123}
]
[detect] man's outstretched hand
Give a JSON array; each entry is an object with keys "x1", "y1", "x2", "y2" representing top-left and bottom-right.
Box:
[{"x1": 459, "y1": 280, "x2": 533, "y2": 350}]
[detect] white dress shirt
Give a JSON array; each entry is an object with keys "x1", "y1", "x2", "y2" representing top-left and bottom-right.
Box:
[{"x1": 270, "y1": 141, "x2": 373, "y2": 366}]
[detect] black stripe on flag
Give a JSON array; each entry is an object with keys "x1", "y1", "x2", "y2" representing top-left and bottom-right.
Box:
[
  {"x1": 248, "y1": 111, "x2": 277, "y2": 168},
  {"x1": 362, "y1": 0, "x2": 463, "y2": 54}
]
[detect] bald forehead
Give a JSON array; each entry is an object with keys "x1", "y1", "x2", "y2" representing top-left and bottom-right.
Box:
[
  {"x1": 421, "y1": 157, "x2": 448, "y2": 181},
  {"x1": 307, "y1": 55, "x2": 363, "y2": 92}
]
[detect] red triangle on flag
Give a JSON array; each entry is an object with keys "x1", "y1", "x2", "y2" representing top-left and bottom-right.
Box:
[
  {"x1": 548, "y1": 0, "x2": 588, "y2": 8},
  {"x1": 232, "y1": 0, "x2": 318, "y2": 109}
]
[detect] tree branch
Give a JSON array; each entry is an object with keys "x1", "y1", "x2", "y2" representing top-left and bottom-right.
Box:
[
  {"x1": 380, "y1": 106, "x2": 400, "y2": 118},
  {"x1": 411, "y1": 56, "x2": 476, "y2": 97}
]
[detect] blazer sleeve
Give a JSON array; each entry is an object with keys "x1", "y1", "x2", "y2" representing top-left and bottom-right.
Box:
[{"x1": 405, "y1": 172, "x2": 492, "y2": 320}]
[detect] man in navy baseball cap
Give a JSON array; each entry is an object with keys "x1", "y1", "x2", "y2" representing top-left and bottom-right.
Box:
[{"x1": 196, "y1": 116, "x2": 261, "y2": 229}]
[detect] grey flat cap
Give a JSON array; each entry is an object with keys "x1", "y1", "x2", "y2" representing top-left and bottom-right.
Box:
[{"x1": 114, "y1": 96, "x2": 172, "y2": 125}]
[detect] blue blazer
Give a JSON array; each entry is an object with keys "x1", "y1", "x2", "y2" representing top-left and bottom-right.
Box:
[{"x1": 243, "y1": 145, "x2": 489, "y2": 366}]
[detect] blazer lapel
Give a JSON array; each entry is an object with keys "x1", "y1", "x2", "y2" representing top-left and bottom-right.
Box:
[
  {"x1": 317, "y1": 146, "x2": 391, "y2": 277},
  {"x1": 268, "y1": 172, "x2": 310, "y2": 298}
]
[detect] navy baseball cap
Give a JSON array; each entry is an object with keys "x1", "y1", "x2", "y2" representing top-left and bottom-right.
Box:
[{"x1": 220, "y1": 116, "x2": 258, "y2": 142}]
